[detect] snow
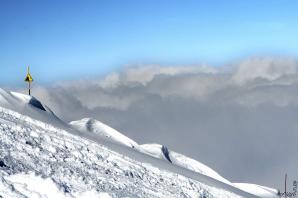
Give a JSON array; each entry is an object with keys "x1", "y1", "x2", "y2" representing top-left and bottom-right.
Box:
[
  {"x1": 74, "y1": 190, "x2": 112, "y2": 198},
  {"x1": 0, "y1": 171, "x2": 114, "y2": 198},
  {"x1": 0, "y1": 106, "x2": 247, "y2": 197},
  {"x1": 139, "y1": 144, "x2": 279, "y2": 198},
  {"x1": 139, "y1": 144, "x2": 167, "y2": 160},
  {"x1": 233, "y1": 183, "x2": 279, "y2": 198},
  {"x1": 10, "y1": 91, "x2": 31, "y2": 103},
  {"x1": 140, "y1": 144, "x2": 230, "y2": 184},
  {"x1": 0, "y1": 88, "x2": 67, "y2": 129},
  {"x1": 0, "y1": 89, "x2": 279, "y2": 197},
  {"x1": 4, "y1": 172, "x2": 65, "y2": 198},
  {"x1": 70, "y1": 118, "x2": 138, "y2": 148},
  {"x1": 170, "y1": 151, "x2": 231, "y2": 184}
]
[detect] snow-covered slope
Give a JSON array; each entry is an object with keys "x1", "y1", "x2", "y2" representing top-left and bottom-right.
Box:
[
  {"x1": 139, "y1": 144, "x2": 279, "y2": 198},
  {"x1": 70, "y1": 119, "x2": 234, "y2": 186},
  {"x1": 70, "y1": 118, "x2": 138, "y2": 148},
  {"x1": 233, "y1": 183, "x2": 279, "y2": 198},
  {"x1": 69, "y1": 118, "x2": 231, "y2": 186},
  {"x1": 0, "y1": 105, "x2": 249, "y2": 197},
  {"x1": 0, "y1": 89, "x2": 66, "y2": 128},
  {"x1": 0, "y1": 89, "x2": 278, "y2": 197},
  {"x1": 68, "y1": 111, "x2": 278, "y2": 197},
  {"x1": 140, "y1": 144, "x2": 230, "y2": 184}
]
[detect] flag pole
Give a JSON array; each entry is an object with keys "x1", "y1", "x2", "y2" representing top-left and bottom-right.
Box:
[
  {"x1": 25, "y1": 66, "x2": 33, "y2": 96},
  {"x1": 285, "y1": 173, "x2": 287, "y2": 197},
  {"x1": 29, "y1": 81, "x2": 31, "y2": 95}
]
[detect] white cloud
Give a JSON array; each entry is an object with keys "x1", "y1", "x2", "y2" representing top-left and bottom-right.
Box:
[
  {"x1": 26, "y1": 57, "x2": 298, "y2": 189},
  {"x1": 99, "y1": 64, "x2": 217, "y2": 88},
  {"x1": 99, "y1": 72, "x2": 120, "y2": 89},
  {"x1": 232, "y1": 57, "x2": 297, "y2": 84}
]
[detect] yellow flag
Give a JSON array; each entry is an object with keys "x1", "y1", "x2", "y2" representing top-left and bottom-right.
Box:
[{"x1": 24, "y1": 66, "x2": 33, "y2": 82}]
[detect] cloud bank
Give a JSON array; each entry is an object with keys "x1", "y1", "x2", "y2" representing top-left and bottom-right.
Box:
[{"x1": 25, "y1": 56, "x2": 298, "y2": 189}]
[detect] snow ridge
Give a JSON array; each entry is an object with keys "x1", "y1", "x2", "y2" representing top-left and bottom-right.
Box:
[{"x1": 69, "y1": 118, "x2": 138, "y2": 148}]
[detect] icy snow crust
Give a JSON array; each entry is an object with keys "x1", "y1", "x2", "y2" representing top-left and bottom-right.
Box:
[{"x1": 0, "y1": 89, "x2": 276, "y2": 197}]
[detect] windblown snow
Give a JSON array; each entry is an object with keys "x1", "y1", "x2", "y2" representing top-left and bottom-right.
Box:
[{"x1": 0, "y1": 88, "x2": 279, "y2": 198}]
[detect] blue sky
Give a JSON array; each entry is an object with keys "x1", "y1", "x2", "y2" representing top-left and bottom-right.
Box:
[{"x1": 0, "y1": 0, "x2": 298, "y2": 85}]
